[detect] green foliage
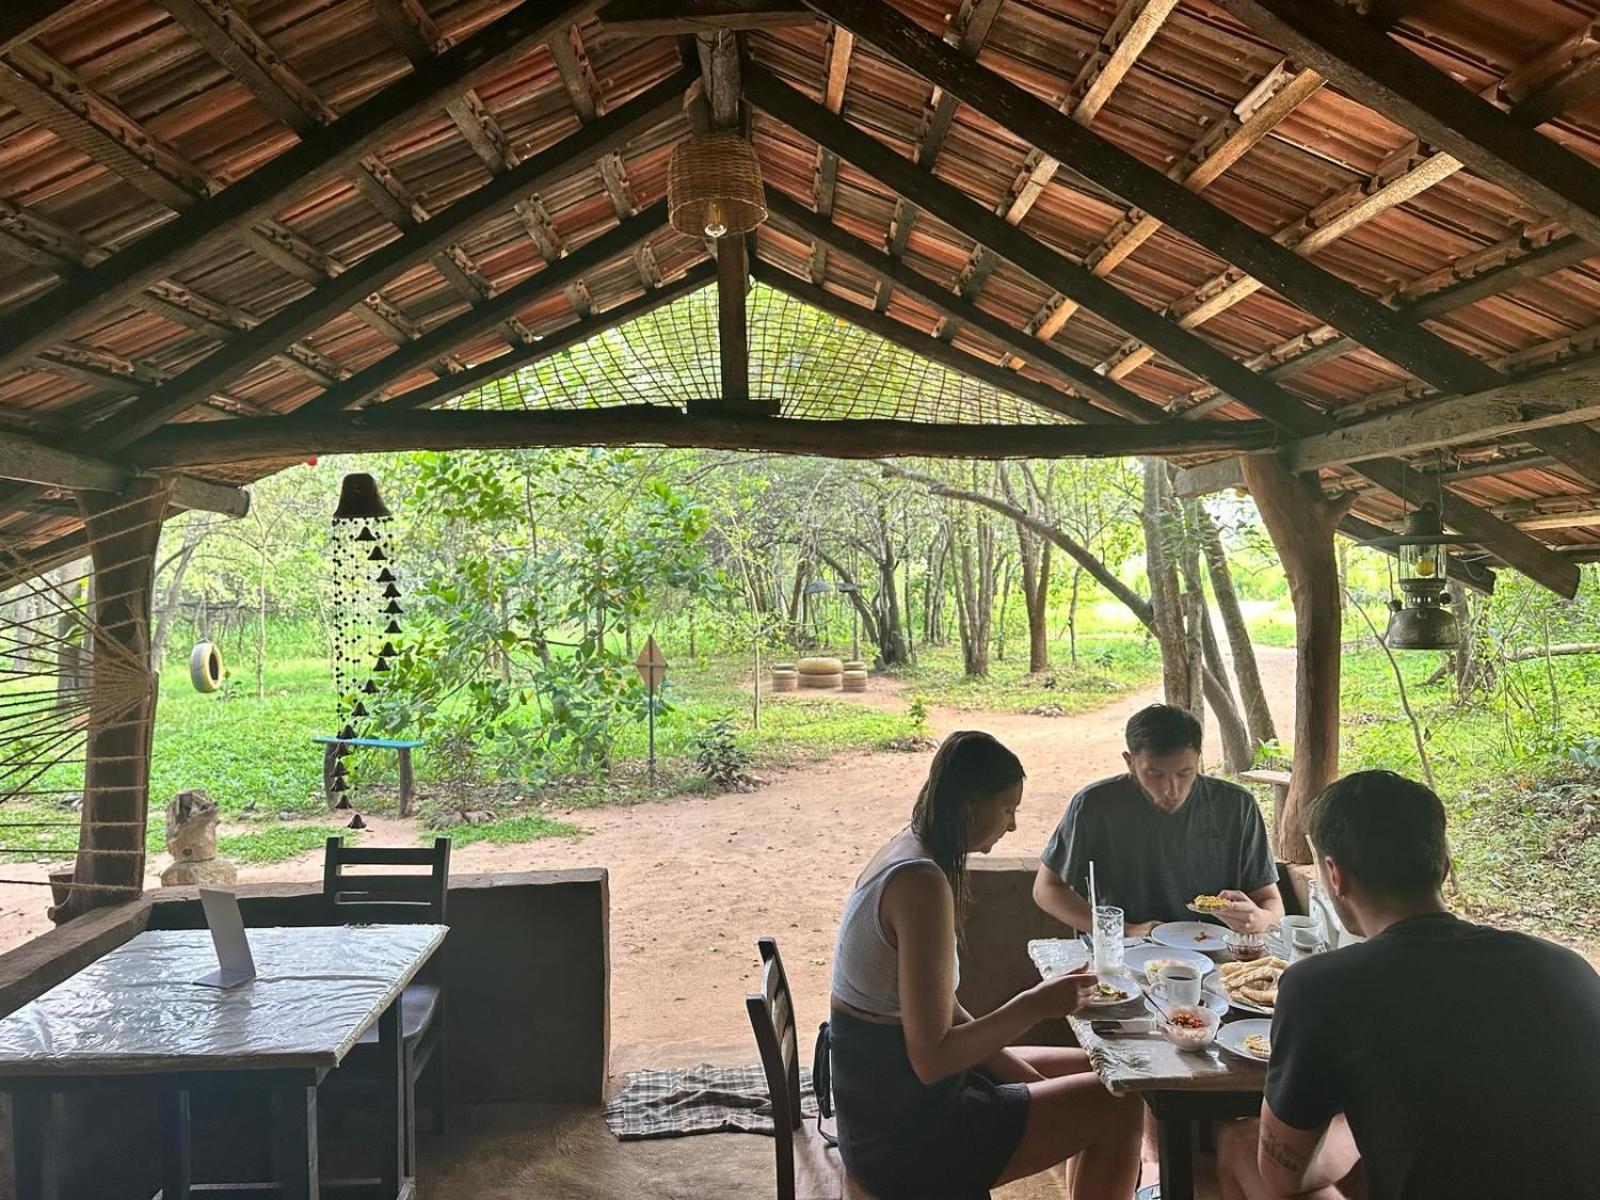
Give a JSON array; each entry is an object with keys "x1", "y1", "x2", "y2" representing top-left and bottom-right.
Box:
[
  {"x1": 431, "y1": 813, "x2": 583, "y2": 848},
  {"x1": 218, "y1": 826, "x2": 351, "y2": 865},
  {"x1": 691, "y1": 716, "x2": 753, "y2": 790},
  {"x1": 905, "y1": 696, "x2": 930, "y2": 732}
]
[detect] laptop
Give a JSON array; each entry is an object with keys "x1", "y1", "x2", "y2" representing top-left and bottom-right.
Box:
[{"x1": 194, "y1": 887, "x2": 257, "y2": 989}]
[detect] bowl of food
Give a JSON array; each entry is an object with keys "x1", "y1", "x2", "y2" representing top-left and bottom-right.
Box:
[
  {"x1": 1223, "y1": 930, "x2": 1268, "y2": 962},
  {"x1": 1157, "y1": 1004, "x2": 1219, "y2": 1051}
]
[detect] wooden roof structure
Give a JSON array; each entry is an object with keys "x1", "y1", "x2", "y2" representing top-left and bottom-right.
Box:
[{"x1": 3, "y1": 0, "x2": 1600, "y2": 597}]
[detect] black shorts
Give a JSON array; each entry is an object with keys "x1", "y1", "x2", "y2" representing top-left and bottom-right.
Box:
[{"x1": 829, "y1": 1007, "x2": 1030, "y2": 1200}]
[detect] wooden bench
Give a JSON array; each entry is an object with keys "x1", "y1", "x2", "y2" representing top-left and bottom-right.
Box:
[{"x1": 314, "y1": 735, "x2": 423, "y2": 816}]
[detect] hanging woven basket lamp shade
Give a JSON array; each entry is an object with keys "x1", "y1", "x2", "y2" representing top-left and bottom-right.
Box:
[{"x1": 668, "y1": 132, "x2": 767, "y2": 239}]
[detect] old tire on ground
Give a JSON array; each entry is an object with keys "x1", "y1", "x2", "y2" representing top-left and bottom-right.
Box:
[
  {"x1": 797, "y1": 656, "x2": 843, "y2": 676},
  {"x1": 799, "y1": 672, "x2": 843, "y2": 689},
  {"x1": 189, "y1": 641, "x2": 224, "y2": 693},
  {"x1": 842, "y1": 669, "x2": 868, "y2": 692},
  {"x1": 770, "y1": 667, "x2": 799, "y2": 692},
  {"x1": 842, "y1": 660, "x2": 867, "y2": 673}
]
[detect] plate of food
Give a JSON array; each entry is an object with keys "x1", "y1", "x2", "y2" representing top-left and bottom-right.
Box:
[
  {"x1": 1217, "y1": 1018, "x2": 1274, "y2": 1062},
  {"x1": 1186, "y1": 893, "x2": 1232, "y2": 916},
  {"x1": 1149, "y1": 921, "x2": 1226, "y2": 952},
  {"x1": 1082, "y1": 975, "x2": 1144, "y2": 1008},
  {"x1": 1124, "y1": 945, "x2": 1214, "y2": 986},
  {"x1": 1215, "y1": 956, "x2": 1289, "y2": 1014}
]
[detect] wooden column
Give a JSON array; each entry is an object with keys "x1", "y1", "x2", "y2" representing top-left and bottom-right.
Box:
[
  {"x1": 52, "y1": 476, "x2": 171, "y2": 922},
  {"x1": 1239, "y1": 457, "x2": 1352, "y2": 864}
]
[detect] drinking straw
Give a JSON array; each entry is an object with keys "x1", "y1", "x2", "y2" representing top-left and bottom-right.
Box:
[{"x1": 1089, "y1": 860, "x2": 1098, "y2": 917}]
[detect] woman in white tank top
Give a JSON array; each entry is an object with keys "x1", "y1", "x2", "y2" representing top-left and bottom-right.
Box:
[{"x1": 826, "y1": 730, "x2": 1141, "y2": 1200}]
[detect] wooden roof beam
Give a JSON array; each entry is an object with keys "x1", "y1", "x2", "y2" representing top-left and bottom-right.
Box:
[
  {"x1": 49, "y1": 69, "x2": 691, "y2": 459},
  {"x1": 744, "y1": 65, "x2": 1579, "y2": 595},
  {"x1": 806, "y1": 0, "x2": 1509, "y2": 400},
  {"x1": 1, "y1": 3, "x2": 79, "y2": 56},
  {"x1": 763, "y1": 188, "x2": 1158, "y2": 424},
  {"x1": 806, "y1": 20, "x2": 854, "y2": 282},
  {"x1": 0, "y1": 0, "x2": 598, "y2": 382},
  {"x1": 1210, "y1": 0, "x2": 1600, "y2": 249},
  {"x1": 131, "y1": 404, "x2": 1278, "y2": 470},
  {"x1": 0, "y1": 432, "x2": 248, "y2": 517},
  {"x1": 596, "y1": 0, "x2": 812, "y2": 36}
]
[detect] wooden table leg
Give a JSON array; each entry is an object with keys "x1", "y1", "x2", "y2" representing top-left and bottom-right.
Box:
[
  {"x1": 377, "y1": 1000, "x2": 406, "y2": 1195},
  {"x1": 397, "y1": 748, "x2": 414, "y2": 818},
  {"x1": 160, "y1": 1087, "x2": 192, "y2": 1200},
  {"x1": 1151, "y1": 1104, "x2": 1195, "y2": 1200},
  {"x1": 10, "y1": 1089, "x2": 51, "y2": 1200},
  {"x1": 272, "y1": 1083, "x2": 320, "y2": 1200}
]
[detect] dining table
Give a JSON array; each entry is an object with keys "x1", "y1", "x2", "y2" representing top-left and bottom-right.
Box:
[
  {"x1": 0, "y1": 922, "x2": 447, "y2": 1200},
  {"x1": 1029, "y1": 938, "x2": 1268, "y2": 1200}
]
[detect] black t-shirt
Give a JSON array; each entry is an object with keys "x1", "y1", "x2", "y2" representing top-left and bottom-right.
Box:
[
  {"x1": 1267, "y1": 911, "x2": 1600, "y2": 1199},
  {"x1": 1038, "y1": 772, "x2": 1276, "y2": 925}
]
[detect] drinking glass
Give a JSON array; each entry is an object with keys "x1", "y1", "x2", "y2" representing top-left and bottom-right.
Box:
[{"x1": 1092, "y1": 905, "x2": 1124, "y2": 975}]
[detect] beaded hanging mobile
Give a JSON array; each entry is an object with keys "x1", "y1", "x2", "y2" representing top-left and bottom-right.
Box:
[{"x1": 329, "y1": 473, "x2": 400, "y2": 810}]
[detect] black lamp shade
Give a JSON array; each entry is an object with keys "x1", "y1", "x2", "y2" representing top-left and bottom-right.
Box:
[{"x1": 332, "y1": 473, "x2": 391, "y2": 520}]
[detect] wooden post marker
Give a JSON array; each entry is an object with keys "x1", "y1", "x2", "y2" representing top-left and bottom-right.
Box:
[{"x1": 635, "y1": 635, "x2": 668, "y2": 785}]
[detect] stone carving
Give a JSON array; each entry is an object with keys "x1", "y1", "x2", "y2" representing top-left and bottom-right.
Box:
[{"x1": 159, "y1": 788, "x2": 237, "y2": 887}]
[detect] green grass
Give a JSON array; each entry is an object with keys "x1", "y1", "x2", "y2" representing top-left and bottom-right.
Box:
[
  {"x1": 897, "y1": 633, "x2": 1159, "y2": 714},
  {"x1": 217, "y1": 825, "x2": 353, "y2": 864},
  {"x1": 429, "y1": 813, "x2": 583, "y2": 847}
]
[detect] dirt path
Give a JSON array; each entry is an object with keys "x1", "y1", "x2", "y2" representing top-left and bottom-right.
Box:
[{"x1": 0, "y1": 645, "x2": 1298, "y2": 1069}]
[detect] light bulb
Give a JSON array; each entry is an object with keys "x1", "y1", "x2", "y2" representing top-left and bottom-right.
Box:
[
  {"x1": 704, "y1": 200, "x2": 727, "y2": 239},
  {"x1": 1415, "y1": 553, "x2": 1437, "y2": 578}
]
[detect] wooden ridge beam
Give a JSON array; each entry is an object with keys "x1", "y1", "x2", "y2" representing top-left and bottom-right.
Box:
[
  {"x1": 0, "y1": 0, "x2": 598, "y2": 381},
  {"x1": 597, "y1": 0, "x2": 811, "y2": 36},
  {"x1": 291, "y1": 203, "x2": 670, "y2": 417},
  {"x1": 70, "y1": 69, "x2": 692, "y2": 456},
  {"x1": 763, "y1": 188, "x2": 1157, "y2": 423},
  {"x1": 1283, "y1": 358, "x2": 1600, "y2": 471},
  {"x1": 130, "y1": 405, "x2": 1279, "y2": 470},
  {"x1": 802, "y1": 0, "x2": 1507, "y2": 399},
  {"x1": 752, "y1": 261, "x2": 1112, "y2": 424},
  {"x1": 745, "y1": 64, "x2": 1579, "y2": 596},
  {"x1": 0, "y1": 432, "x2": 248, "y2": 517},
  {"x1": 1210, "y1": 0, "x2": 1600, "y2": 249}
]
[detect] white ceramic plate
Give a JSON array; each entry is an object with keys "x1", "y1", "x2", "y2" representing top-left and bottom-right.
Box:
[
  {"x1": 1217, "y1": 1018, "x2": 1274, "y2": 1062},
  {"x1": 1150, "y1": 921, "x2": 1227, "y2": 952},
  {"x1": 1082, "y1": 974, "x2": 1144, "y2": 1008},
  {"x1": 1124, "y1": 945, "x2": 1214, "y2": 985}
]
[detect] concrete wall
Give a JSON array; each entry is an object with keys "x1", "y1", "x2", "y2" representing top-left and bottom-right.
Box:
[
  {"x1": 956, "y1": 856, "x2": 1077, "y2": 1047},
  {"x1": 0, "y1": 867, "x2": 609, "y2": 1199}
]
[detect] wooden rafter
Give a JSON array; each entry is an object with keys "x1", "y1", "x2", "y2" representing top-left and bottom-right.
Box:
[
  {"x1": 1211, "y1": 0, "x2": 1600, "y2": 249},
  {"x1": 45, "y1": 70, "x2": 690, "y2": 458},
  {"x1": 596, "y1": 0, "x2": 811, "y2": 36},
  {"x1": 805, "y1": 0, "x2": 1512, "y2": 399},
  {"x1": 806, "y1": 14, "x2": 859, "y2": 283},
  {"x1": 745, "y1": 65, "x2": 1579, "y2": 595},
  {"x1": 131, "y1": 405, "x2": 1278, "y2": 469},
  {"x1": 0, "y1": 432, "x2": 247, "y2": 517},
  {"x1": 0, "y1": 0, "x2": 596, "y2": 382},
  {"x1": 0, "y1": 2, "x2": 78, "y2": 56},
  {"x1": 763, "y1": 189, "x2": 1156, "y2": 424}
]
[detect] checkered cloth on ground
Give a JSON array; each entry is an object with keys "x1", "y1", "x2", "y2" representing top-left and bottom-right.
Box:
[{"x1": 604, "y1": 1063, "x2": 820, "y2": 1140}]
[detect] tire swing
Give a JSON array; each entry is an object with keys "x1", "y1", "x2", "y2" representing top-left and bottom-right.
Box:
[{"x1": 189, "y1": 641, "x2": 224, "y2": 693}]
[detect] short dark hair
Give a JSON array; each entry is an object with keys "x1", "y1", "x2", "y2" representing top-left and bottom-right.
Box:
[
  {"x1": 1124, "y1": 704, "x2": 1203, "y2": 756},
  {"x1": 1306, "y1": 770, "x2": 1450, "y2": 897}
]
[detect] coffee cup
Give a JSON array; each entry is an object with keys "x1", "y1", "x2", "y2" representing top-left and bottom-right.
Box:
[
  {"x1": 1153, "y1": 962, "x2": 1202, "y2": 1007},
  {"x1": 1272, "y1": 915, "x2": 1324, "y2": 957}
]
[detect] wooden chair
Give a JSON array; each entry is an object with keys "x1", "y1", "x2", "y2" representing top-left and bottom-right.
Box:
[
  {"x1": 323, "y1": 836, "x2": 451, "y2": 1165},
  {"x1": 747, "y1": 937, "x2": 806, "y2": 1200}
]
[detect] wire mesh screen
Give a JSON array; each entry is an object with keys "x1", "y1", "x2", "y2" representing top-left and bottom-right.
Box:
[{"x1": 454, "y1": 279, "x2": 1064, "y2": 424}]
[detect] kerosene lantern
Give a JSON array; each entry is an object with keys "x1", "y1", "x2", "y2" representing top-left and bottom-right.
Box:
[{"x1": 1362, "y1": 501, "x2": 1469, "y2": 650}]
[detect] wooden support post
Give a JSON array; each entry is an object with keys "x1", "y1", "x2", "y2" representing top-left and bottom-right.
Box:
[
  {"x1": 52, "y1": 475, "x2": 171, "y2": 922},
  {"x1": 1240, "y1": 457, "x2": 1352, "y2": 864}
]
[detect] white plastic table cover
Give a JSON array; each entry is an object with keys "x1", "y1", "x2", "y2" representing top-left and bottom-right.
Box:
[
  {"x1": 1029, "y1": 938, "x2": 1265, "y2": 1096},
  {"x1": 0, "y1": 924, "x2": 446, "y2": 1077}
]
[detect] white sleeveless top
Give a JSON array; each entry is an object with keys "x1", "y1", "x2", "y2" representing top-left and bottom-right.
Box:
[{"x1": 831, "y1": 841, "x2": 960, "y2": 1018}]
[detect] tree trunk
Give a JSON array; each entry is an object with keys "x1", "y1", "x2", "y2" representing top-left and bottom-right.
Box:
[
  {"x1": 1193, "y1": 502, "x2": 1277, "y2": 750},
  {"x1": 55, "y1": 477, "x2": 171, "y2": 923},
  {"x1": 1141, "y1": 459, "x2": 1197, "y2": 710},
  {"x1": 994, "y1": 554, "x2": 1013, "y2": 663},
  {"x1": 1016, "y1": 523, "x2": 1051, "y2": 674},
  {"x1": 1240, "y1": 457, "x2": 1353, "y2": 864},
  {"x1": 1067, "y1": 565, "x2": 1081, "y2": 666},
  {"x1": 1196, "y1": 588, "x2": 1252, "y2": 773},
  {"x1": 874, "y1": 540, "x2": 909, "y2": 667},
  {"x1": 151, "y1": 523, "x2": 206, "y2": 666},
  {"x1": 951, "y1": 519, "x2": 995, "y2": 677}
]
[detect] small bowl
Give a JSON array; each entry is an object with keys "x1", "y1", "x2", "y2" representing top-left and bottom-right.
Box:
[
  {"x1": 1223, "y1": 931, "x2": 1268, "y2": 962},
  {"x1": 1157, "y1": 1004, "x2": 1220, "y2": 1051}
]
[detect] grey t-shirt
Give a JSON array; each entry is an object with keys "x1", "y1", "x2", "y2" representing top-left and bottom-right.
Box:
[{"x1": 1039, "y1": 773, "x2": 1276, "y2": 925}]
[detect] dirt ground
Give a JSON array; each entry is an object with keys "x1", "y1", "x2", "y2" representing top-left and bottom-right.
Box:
[{"x1": 0, "y1": 645, "x2": 1299, "y2": 1070}]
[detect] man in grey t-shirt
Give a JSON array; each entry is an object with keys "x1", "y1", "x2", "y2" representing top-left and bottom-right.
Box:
[{"x1": 1033, "y1": 704, "x2": 1282, "y2": 938}]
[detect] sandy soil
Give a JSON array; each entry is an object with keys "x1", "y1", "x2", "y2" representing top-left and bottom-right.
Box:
[{"x1": 0, "y1": 644, "x2": 1298, "y2": 1070}]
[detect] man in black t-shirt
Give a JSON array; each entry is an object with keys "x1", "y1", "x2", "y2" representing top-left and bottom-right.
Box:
[
  {"x1": 1033, "y1": 704, "x2": 1282, "y2": 937},
  {"x1": 1217, "y1": 770, "x2": 1600, "y2": 1200}
]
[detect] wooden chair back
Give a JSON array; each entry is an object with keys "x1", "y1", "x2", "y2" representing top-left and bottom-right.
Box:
[
  {"x1": 323, "y1": 836, "x2": 451, "y2": 926},
  {"x1": 746, "y1": 936, "x2": 803, "y2": 1200}
]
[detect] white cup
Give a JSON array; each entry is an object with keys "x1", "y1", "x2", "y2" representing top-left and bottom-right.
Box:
[
  {"x1": 1154, "y1": 962, "x2": 1202, "y2": 1007},
  {"x1": 1272, "y1": 915, "x2": 1322, "y2": 954}
]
